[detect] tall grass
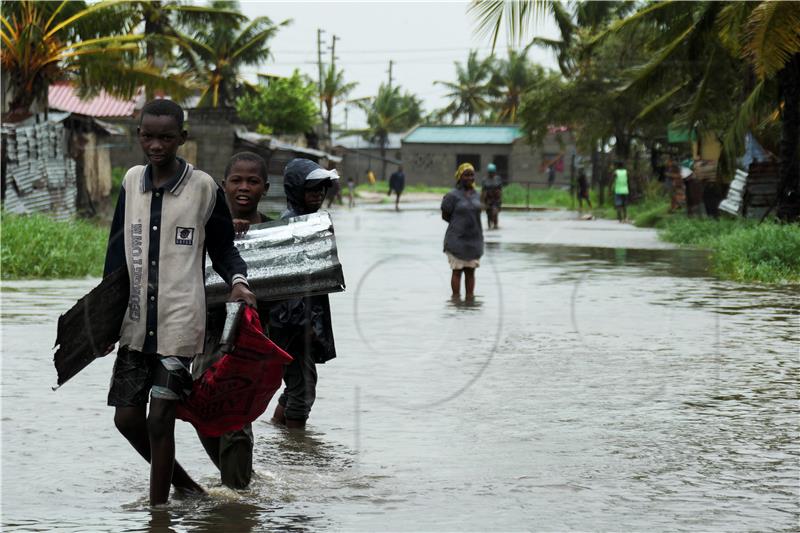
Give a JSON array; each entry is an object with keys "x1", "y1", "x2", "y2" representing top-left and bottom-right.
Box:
[
  {"x1": 659, "y1": 217, "x2": 800, "y2": 283},
  {"x1": 1, "y1": 212, "x2": 108, "y2": 279},
  {"x1": 659, "y1": 217, "x2": 748, "y2": 245}
]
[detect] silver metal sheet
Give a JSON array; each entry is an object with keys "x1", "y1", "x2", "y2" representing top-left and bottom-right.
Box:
[{"x1": 205, "y1": 211, "x2": 345, "y2": 305}]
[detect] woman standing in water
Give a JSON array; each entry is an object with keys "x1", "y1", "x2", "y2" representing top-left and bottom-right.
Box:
[{"x1": 441, "y1": 163, "x2": 484, "y2": 299}]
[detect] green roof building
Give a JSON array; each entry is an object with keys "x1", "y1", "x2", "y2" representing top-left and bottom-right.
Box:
[{"x1": 401, "y1": 124, "x2": 575, "y2": 187}]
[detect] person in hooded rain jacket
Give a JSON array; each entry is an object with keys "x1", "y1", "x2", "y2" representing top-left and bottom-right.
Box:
[{"x1": 269, "y1": 158, "x2": 339, "y2": 429}]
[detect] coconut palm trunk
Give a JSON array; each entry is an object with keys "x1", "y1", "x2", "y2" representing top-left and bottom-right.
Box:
[{"x1": 776, "y1": 54, "x2": 800, "y2": 222}]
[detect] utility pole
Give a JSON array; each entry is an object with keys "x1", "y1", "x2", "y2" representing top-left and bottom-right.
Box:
[
  {"x1": 325, "y1": 34, "x2": 339, "y2": 139},
  {"x1": 387, "y1": 59, "x2": 393, "y2": 89},
  {"x1": 317, "y1": 28, "x2": 325, "y2": 119},
  {"x1": 330, "y1": 34, "x2": 338, "y2": 69}
]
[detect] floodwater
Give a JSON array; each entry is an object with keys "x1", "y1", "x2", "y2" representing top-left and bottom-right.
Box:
[{"x1": 2, "y1": 206, "x2": 798, "y2": 532}]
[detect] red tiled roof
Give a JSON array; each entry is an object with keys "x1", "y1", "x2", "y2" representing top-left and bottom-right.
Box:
[{"x1": 48, "y1": 82, "x2": 142, "y2": 117}]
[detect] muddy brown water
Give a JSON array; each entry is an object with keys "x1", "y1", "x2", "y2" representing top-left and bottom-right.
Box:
[{"x1": 2, "y1": 207, "x2": 798, "y2": 531}]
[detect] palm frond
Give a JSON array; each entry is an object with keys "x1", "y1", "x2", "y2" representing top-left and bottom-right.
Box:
[
  {"x1": 468, "y1": 0, "x2": 549, "y2": 51},
  {"x1": 1, "y1": 15, "x2": 17, "y2": 39},
  {"x1": 715, "y1": 2, "x2": 754, "y2": 55},
  {"x1": 744, "y1": 1, "x2": 800, "y2": 79},
  {"x1": 632, "y1": 81, "x2": 689, "y2": 123},
  {"x1": 44, "y1": 0, "x2": 70, "y2": 32},
  {"x1": 44, "y1": 0, "x2": 124, "y2": 39},
  {"x1": 622, "y1": 22, "x2": 695, "y2": 94},
  {"x1": 590, "y1": 0, "x2": 678, "y2": 45},
  {"x1": 232, "y1": 27, "x2": 278, "y2": 62},
  {"x1": 672, "y1": 46, "x2": 719, "y2": 130}
]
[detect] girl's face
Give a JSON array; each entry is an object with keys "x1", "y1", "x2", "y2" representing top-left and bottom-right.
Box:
[
  {"x1": 460, "y1": 169, "x2": 475, "y2": 189},
  {"x1": 224, "y1": 159, "x2": 267, "y2": 216}
]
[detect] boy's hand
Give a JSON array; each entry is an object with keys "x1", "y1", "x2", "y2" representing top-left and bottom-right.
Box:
[
  {"x1": 230, "y1": 283, "x2": 257, "y2": 307},
  {"x1": 232, "y1": 218, "x2": 251, "y2": 238}
]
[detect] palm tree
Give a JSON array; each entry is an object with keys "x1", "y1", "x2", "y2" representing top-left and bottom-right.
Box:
[
  {"x1": 355, "y1": 84, "x2": 422, "y2": 179},
  {"x1": 320, "y1": 65, "x2": 358, "y2": 139},
  {"x1": 120, "y1": 0, "x2": 246, "y2": 98},
  {"x1": 0, "y1": 0, "x2": 183, "y2": 116},
  {"x1": 489, "y1": 46, "x2": 534, "y2": 123},
  {"x1": 435, "y1": 50, "x2": 494, "y2": 124},
  {"x1": 178, "y1": 0, "x2": 288, "y2": 108}
]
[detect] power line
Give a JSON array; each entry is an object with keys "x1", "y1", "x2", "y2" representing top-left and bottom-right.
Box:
[{"x1": 270, "y1": 46, "x2": 498, "y2": 55}]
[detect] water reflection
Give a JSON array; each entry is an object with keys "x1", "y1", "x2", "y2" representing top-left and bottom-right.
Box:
[
  {"x1": 446, "y1": 295, "x2": 483, "y2": 310},
  {"x1": 2, "y1": 210, "x2": 798, "y2": 531}
]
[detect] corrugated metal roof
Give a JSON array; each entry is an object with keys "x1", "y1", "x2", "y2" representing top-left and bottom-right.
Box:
[
  {"x1": 332, "y1": 133, "x2": 403, "y2": 150},
  {"x1": 48, "y1": 82, "x2": 141, "y2": 117},
  {"x1": 403, "y1": 125, "x2": 523, "y2": 145},
  {"x1": 234, "y1": 127, "x2": 343, "y2": 163}
]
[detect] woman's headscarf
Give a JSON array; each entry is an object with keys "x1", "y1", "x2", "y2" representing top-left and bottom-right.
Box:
[{"x1": 454, "y1": 162, "x2": 475, "y2": 182}]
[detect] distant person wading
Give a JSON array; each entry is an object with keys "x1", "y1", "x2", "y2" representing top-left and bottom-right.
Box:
[
  {"x1": 480, "y1": 163, "x2": 503, "y2": 229},
  {"x1": 441, "y1": 163, "x2": 484, "y2": 299}
]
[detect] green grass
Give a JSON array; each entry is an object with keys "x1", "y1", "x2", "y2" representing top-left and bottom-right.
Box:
[
  {"x1": 658, "y1": 217, "x2": 800, "y2": 284},
  {"x1": 1, "y1": 211, "x2": 108, "y2": 279},
  {"x1": 355, "y1": 182, "x2": 451, "y2": 195},
  {"x1": 501, "y1": 184, "x2": 574, "y2": 208}
]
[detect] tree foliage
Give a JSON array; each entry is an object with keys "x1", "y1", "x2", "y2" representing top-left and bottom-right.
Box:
[
  {"x1": 0, "y1": 0, "x2": 188, "y2": 115},
  {"x1": 177, "y1": 0, "x2": 288, "y2": 108},
  {"x1": 235, "y1": 70, "x2": 319, "y2": 135},
  {"x1": 470, "y1": 0, "x2": 800, "y2": 219}
]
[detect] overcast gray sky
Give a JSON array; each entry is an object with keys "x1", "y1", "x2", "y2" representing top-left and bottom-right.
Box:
[{"x1": 237, "y1": 1, "x2": 560, "y2": 130}]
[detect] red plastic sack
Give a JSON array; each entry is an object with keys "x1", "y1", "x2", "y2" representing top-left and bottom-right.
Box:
[{"x1": 176, "y1": 306, "x2": 292, "y2": 437}]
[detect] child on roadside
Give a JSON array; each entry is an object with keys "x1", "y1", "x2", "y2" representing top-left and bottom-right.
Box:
[
  {"x1": 103, "y1": 99, "x2": 256, "y2": 505},
  {"x1": 195, "y1": 151, "x2": 273, "y2": 489},
  {"x1": 269, "y1": 158, "x2": 339, "y2": 429}
]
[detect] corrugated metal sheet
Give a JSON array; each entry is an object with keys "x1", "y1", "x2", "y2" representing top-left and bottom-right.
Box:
[
  {"x1": 403, "y1": 125, "x2": 523, "y2": 145},
  {"x1": 3, "y1": 186, "x2": 27, "y2": 214},
  {"x1": 719, "y1": 163, "x2": 779, "y2": 219},
  {"x1": 48, "y1": 82, "x2": 139, "y2": 117},
  {"x1": 1, "y1": 118, "x2": 77, "y2": 219},
  {"x1": 205, "y1": 212, "x2": 345, "y2": 305},
  {"x1": 719, "y1": 169, "x2": 747, "y2": 216}
]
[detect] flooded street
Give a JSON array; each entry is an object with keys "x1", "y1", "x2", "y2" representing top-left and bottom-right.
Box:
[{"x1": 2, "y1": 206, "x2": 798, "y2": 531}]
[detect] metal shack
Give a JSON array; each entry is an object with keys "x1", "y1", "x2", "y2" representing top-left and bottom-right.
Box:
[{"x1": 2, "y1": 83, "x2": 129, "y2": 220}]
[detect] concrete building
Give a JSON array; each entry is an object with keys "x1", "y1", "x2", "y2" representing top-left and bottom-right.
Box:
[
  {"x1": 400, "y1": 124, "x2": 577, "y2": 187},
  {"x1": 331, "y1": 133, "x2": 402, "y2": 184}
]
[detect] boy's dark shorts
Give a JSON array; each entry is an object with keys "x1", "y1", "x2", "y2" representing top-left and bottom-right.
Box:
[
  {"x1": 614, "y1": 193, "x2": 628, "y2": 207},
  {"x1": 108, "y1": 345, "x2": 193, "y2": 407}
]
